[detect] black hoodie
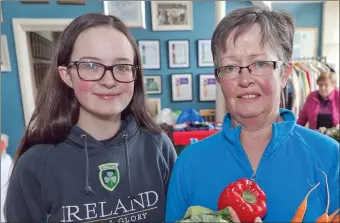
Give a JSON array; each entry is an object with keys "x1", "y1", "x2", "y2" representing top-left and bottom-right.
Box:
[{"x1": 5, "y1": 115, "x2": 177, "y2": 223}]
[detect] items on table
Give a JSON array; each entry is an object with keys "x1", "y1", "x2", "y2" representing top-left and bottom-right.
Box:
[{"x1": 173, "y1": 122, "x2": 222, "y2": 132}]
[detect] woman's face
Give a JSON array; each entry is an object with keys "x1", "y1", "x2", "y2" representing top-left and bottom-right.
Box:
[
  {"x1": 58, "y1": 26, "x2": 135, "y2": 117},
  {"x1": 217, "y1": 24, "x2": 291, "y2": 121},
  {"x1": 318, "y1": 80, "x2": 334, "y2": 98}
]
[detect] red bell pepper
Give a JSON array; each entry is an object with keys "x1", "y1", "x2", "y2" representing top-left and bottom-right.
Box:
[{"x1": 218, "y1": 178, "x2": 267, "y2": 222}]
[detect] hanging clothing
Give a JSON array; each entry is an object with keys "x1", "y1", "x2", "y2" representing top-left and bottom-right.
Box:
[{"x1": 282, "y1": 59, "x2": 333, "y2": 117}]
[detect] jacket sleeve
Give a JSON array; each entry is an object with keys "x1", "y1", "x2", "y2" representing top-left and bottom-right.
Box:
[
  {"x1": 4, "y1": 148, "x2": 47, "y2": 222},
  {"x1": 328, "y1": 143, "x2": 339, "y2": 217},
  {"x1": 160, "y1": 133, "x2": 177, "y2": 196},
  {"x1": 297, "y1": 93, "x2": 312, "y2": 126},
  {"x1": 165, "y1": 153, "x2": 190, "y2": 223}
]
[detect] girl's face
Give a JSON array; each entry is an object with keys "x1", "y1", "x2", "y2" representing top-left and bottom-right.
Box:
[{"x1": 58, "y1": 26, "x2": 135, "y2": 118}]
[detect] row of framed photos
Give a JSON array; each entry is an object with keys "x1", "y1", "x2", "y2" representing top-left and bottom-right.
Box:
[
  {"x1": 143, "y1": 73, "x2": 216, "y2": 102},
  {"x1": 138, "y1": 39, "x2": 213, "y2": 69},
  {"x1": 20, "y1": 0, "x2": 85, "y2": 4}
]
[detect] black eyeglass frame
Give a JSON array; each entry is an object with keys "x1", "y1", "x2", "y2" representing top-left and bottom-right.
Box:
[
  {"x1": 214, "y1": 61, "x2": 285, "y2": 78},
  {"x1": 67, "y1": 61, "x2": 140, "y2": 83}
]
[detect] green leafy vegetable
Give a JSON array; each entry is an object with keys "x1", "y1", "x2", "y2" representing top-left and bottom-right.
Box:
[{"x1": 177, "y1": 206, "x2": 233, "y2": 223}]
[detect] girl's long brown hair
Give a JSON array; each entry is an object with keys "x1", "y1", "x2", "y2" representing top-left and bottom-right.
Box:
[{"x1": 13, "y1": 13, "x2": 161, "y2": 169}]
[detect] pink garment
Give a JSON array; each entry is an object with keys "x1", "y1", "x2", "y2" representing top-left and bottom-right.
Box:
[{"x1": 297, "y1": 89, "x2": 339, "y2": 129}]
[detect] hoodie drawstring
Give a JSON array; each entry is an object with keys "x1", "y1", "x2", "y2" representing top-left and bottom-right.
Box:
[
  {"x1": 122, "y1": 134, "x2": 134, "y2": 200},
  {"x1": 81, "y1": 134, "x2": 95, "y2": 196}
]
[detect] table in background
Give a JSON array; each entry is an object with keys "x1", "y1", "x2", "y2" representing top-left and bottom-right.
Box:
[{"x1": 173, "y1": 130, "x2": 219, "y2": 146}]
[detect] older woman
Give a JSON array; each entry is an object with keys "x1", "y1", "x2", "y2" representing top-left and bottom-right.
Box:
[
  {"x1": 165, "y1": 6, "x2": 339, "y2": 223},
  {"x1": 297, "y1": 72, "x2": 339, "y2": 129}
]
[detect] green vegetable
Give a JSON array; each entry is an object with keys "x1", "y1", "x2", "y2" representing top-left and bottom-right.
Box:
[
  {"x1": 177, "y1": 206, "x2": 233, "y2": 223},
  {"x1": 184, "y1": 206, "x2": 214, "y2": 218}
]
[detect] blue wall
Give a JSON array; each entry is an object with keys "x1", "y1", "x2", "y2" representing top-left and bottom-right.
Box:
[
  {"x1": 1, "y1": 1, "x2": 324, "y2": 157},
  {"x1": 272, "y1": 2, "x2": 323, "y2": 56},
  {"x1": 132, "y1": 1, "x2": 216, "y2": 111},
  {"x1": 1, "y1": 1, "x2": 103, "y2": 157}
]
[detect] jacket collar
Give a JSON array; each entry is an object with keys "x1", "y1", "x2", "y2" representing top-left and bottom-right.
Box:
[{"x1": 222, "y1": 108, "x2": 296, "y2": 156}]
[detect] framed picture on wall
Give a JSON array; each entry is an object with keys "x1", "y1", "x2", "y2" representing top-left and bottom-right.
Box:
[
  {"x1": 168, "y1": 40, "x2": 190, "y2": 68},
  {"x1": 151, "y1": 1, "x2": 193, "y2": 31},
  {"x1": 146, "y1": 98, "x2": 161, "y2": 118},
  {"x1": 57, "y1": 0, "x2": 85, "y2": 4},
  {"x1": 143, "y1": 75, "x2": 162, "y2": 94},
  {"x1": 199, "y1": 74, "x2": 216, "y2": 101},
  {"x1": 103, "y1": 1, "x2": 146, "y2": 29},
  {"x1": 292, "y1": 28, "x2": 318, "y2": 59},
  {"x1": 171, "y1": 73, "x2": 193, "y2": 101},
  {"x1": 21, "y1": 0, "x2": 49, "y2": 3},
  {"x1": 138, "y1": 40, "x2": 161, "y2": 69},
  {"x1": 198, "y1": 39, "x2": 214, "y2": 67},
  {"x1": 1, "y1": 35, "x2": 11, "y2": 72}
]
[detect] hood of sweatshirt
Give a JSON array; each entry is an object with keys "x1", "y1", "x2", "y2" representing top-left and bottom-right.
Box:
[{"x1": 68, "y1": 115, "x2": 138, "y2": 197}]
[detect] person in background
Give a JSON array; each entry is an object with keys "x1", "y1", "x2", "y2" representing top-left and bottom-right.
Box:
[
  {"x1": 297, "y1": 72, "x2": 339, "y2": 130},
  {"x1": 1, "y1": 134, "x2": 12, "y2": 223},
  {"x1": 5, "y1": 13, "x2": 176, "y2": 222},
  {"x1": 165, "y1": 6, "x2": 339, "y2": 223}
]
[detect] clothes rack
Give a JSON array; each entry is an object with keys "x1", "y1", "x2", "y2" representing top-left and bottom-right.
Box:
[{"x1": 281, "y1": 56, "x2": 335, "y2": 117}]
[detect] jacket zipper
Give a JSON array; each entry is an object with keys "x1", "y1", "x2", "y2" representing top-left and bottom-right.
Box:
[{"x1": 250, "y1": 171, "x2": 257, "y2": 181}]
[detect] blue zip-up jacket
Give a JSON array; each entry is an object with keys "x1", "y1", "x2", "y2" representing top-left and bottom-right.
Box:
[{"x1": 165, "y1": 109, "x2": 339, "y2": 222}]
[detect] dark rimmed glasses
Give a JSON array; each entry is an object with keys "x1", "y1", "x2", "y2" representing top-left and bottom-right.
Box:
[
  {"x1": 67, "y1": 61, "x2": 139, "y2": 83},
  {"x1": 215, "y1": 61, "x2": 284, "y2": 80}
]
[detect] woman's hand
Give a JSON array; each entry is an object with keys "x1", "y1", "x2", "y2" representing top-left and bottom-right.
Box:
[{"x1": 228, "y1": 207, "x2": 263, "y2": 223}]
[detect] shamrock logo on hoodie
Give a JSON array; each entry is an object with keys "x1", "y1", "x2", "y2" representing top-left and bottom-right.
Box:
[{"x1": 98, "y1": 163, "x2": 120, "y2": 191}]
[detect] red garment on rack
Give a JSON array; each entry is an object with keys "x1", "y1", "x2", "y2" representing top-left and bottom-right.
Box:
[{"x1": 297, "y1": 65, "x2": 311, "y2": 88}]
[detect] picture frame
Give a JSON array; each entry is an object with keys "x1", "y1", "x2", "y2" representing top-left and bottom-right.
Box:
[
  {"x1": 292, "y1": 28, "x2": 318, "y2": 59},
  {"x1": 146, "y1": 98, "x2": 161, "y2": 118},
  {"x1": 1, "y1": 35, "x2": 11, "y2": 72},
  {"x1": 199, "y1": 74, "x2": 216, "y2": 101},
  {"x1": 168, "y1": 40, "x2": 190, "y2": 68},
  {"x1": 171, "y1": 73, "x2": 193, "y2": 101},
  {"x1": 103, "y1": 1, "x2": 146, "y2": 29},
  {"x1": 198, "y1": 39, "x2": 214, "y2": 67},
  {"x1": 57, "y1": 0, "x2": 85, "y2": 4},
  {"x1": 151, "y1": 1, "x2": 193, "y2": 31},
  {"x1": 138, "y1": 40, "x2": 161, "y2": 69},
  {"x1": 143, "y1": 75, "x2": 162, "y2": 94},
  {"x1": 21, "y1": 0, "x2": 49, "y2": 3}
]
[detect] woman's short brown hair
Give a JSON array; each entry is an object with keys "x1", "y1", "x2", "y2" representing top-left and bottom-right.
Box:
[
  {"x1": 317, "y1": 72, "x2": 337, "y2": 86},
  {"x1": 211, "y1": 6, "x2": 296, "y2": 67}
]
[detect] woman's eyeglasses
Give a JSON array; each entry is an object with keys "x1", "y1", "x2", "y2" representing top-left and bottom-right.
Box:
[
  {"x1": 67, "y1": 61, "x2": 139, "y2": 83},
  {"x1": 215, "y1": 61, "x2": 284, "y2": 80}
]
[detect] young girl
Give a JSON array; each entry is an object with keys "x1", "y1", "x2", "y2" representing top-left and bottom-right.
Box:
[{"x1": 5, "y1": 13, "x2": 177, "y2": 223}]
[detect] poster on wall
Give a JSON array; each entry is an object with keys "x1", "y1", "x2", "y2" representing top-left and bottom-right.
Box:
[
  {"x1": 143, "y1": 75, "x2": 162, "y2": 94},
  {"x1": 151, "y1": 1, "x2": 193, "y2": 31},
  {"x1": 198, "y1": 40, "x2": 214, "y2": 67},
  {"x1": 171, "y1": 73, "x2": 193, "y2": 101},
  {"x1": 1, "y1": 35, "x2": 11, "y2": 72},
  {"x1": 138, "y1": 40, "x2": 160, "y2": 69},
  {"x1": 292, "y1": 28, "x2": 318, "y2": 59},
  {"x1": 199, "y1": 74, "x2": 216, "y2": 101},
  {"x1": 103, "y1": 1, "x2": 146, "y2": 28},
  {"x1": 168, "y1": 40, "x2": 190, "y2": 68}
]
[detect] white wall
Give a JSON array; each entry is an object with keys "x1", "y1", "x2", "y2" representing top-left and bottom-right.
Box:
[{"x1": 322, "y1": 1, "x2": 339, "y2": 86}]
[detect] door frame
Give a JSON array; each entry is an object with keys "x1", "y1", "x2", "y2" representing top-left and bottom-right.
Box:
[{"x1": 12, "y1": 18, "x2": 72, "y2": 126}]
